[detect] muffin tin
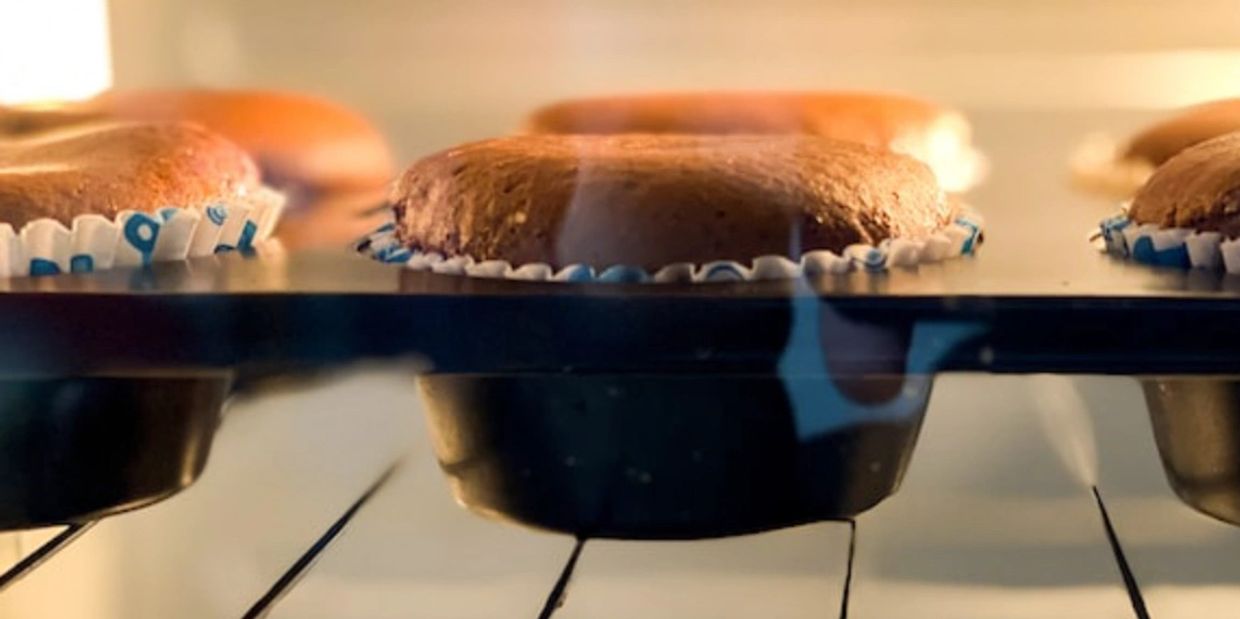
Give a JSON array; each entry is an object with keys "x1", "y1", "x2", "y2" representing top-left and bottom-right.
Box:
[{"x1": 5, "y1": 245, "x2": 1240, "y2": 535}]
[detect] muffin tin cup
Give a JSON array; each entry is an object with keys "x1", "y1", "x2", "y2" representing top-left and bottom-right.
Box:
[
  {"x1": 381, "y1": 233, "x2": 974, "y2": 538},
  {"x1": 0, "y1": 373, "x2": 229, "y2": 530},
  {"x1": 1141, "y1": 377, "x2": 1240, "y2": 527},
  {"x1": 419, "y1": 371, "x2": 932, "y2": 540}
]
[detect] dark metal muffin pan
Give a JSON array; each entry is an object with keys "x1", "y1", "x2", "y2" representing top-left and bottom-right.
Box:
[
  {"x1": 1141, "y1": 378, "x2": 1240, "y2": 526},
  {"x1": 11, "y1": 251, "x2": 1240, "y2": 376},
  {"x1": 421, "y1": 371, "x2": 931, "y2": 539},
  {"x1": 9, "y1": 105, "x2": 1240, "y2": 538},
  {"x1": 8, "y1": 250, "x2": 1240, "y2": 534},
  {"x1": 416, "y1": 288, "x2": 949, "y2": 538},
  {"x1": 0, "y1": 373, "x2": 227, "y2": 530}
]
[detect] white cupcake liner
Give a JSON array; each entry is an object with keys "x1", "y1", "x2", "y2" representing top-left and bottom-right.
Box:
[
  {"x1": 0, "y1": 188, "x2": 286, "y2": 278},
  {"x1": 358, "y1": 210, "x2": 983, "y2": 284},
  {"x1": 1097, "y1": 209, "x2": 1240, "y2": 272}
]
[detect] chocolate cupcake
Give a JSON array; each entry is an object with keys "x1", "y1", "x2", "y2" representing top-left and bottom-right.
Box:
[
  {"x1": 369, "y1": 134, "x2": 981, "y2": 282},
  {"x1": 1, "y1": 89, "x2": 393, "y2": 248},
  {"x1": 521, "y1": 91, "x2": 985, "y2": 192},
  {"x1": 0, "y1": 121, "x2": 284, "y2": 277},
  {"x1": 1, "y1": 90, "x2": 393, "y2": 195},
  {"x1": 1099, "y1": 131, "x2": 1240, "y2": 270},
  {"x1": 377, "y1": 134, "x2": 969, "y2": 537},
  {"x1": 1120, "y1": 132, "x2": 1240, "y2": 524},
  {"x1": 1073, "y1": 98, "x2": 1240, "y2": 200}
]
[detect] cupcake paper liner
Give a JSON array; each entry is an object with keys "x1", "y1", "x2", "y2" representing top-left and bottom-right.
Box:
[
  {"x1": 0, "y1": 188, "x2": 286, "y2": 278},
  {"x1": 1097, "y1": 209, "x2": 1240, "y2": 273},
  {"x1": 357, "y1": 211, "x2": 983, "y2": 284}
]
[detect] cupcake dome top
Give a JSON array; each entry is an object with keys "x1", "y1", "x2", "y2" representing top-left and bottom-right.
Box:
[
  {"x1": 391, "y1": 134, "x2": 951, "y2": 270},
  {"x1": 0, "y1": 121, "x2": 259, "y2": 228},
  {"x1": 1129, "y1": 131, "x2": 1240, "y2": 235}
]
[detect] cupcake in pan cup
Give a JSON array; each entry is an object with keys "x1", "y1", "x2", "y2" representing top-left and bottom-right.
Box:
[
  {"x1": 0, "y1": 121, "x2": 285, "y2": 278},
  {"x1": 1, "y1": 89, "x2": 392, "y2": 249},
  {"x1": 373, "y1": 133, "x2": 980, "y2": 538},
  {"x1": 364, "y1": 134, "x2": 982, "y2": 283},
  {"x1": 1097, "y1": 131, "x2": 1240, "y2": 272},
  {"x1": 1072, "y1": 98, "x2": 1240, "y2": 200},
  {"x1": 1125, "y1": 133, "x2": 1240, "y2": 523},
  {"x1": 0, "y1": 123, "x2": 285, "y2": 525},
  {"x1": 520, "y1": 91, "x2": 987, "y2": 193}
]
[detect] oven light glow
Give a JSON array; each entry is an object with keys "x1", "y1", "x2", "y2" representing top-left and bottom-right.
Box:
[{"x1": 0, "y1": 0, "x2": 112, "y2": 105}]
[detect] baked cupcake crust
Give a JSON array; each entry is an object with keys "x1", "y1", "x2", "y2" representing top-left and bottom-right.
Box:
[
  {"x1": 392, "y1": 134, "x2": 951, "y2": 270},
  {"x1": 1122, "y1": 99, "x2": 1240, "y2": 167},
  {"x1": 1128, "y1": 131, "x2": 1240, "y2": 235},
  {"x1": 0, "y1": 121, "x2": 259, "y2": 228}
]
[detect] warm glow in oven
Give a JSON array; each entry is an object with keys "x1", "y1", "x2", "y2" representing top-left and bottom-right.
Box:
[{"x1": 0, "y1": 0, "x2": 112, "y2": 105}]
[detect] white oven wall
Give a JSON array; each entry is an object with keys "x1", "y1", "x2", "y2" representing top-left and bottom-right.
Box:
[
  {"x1": 108, "y1": 0, "x2": 1240, "y2": 161},
  {"x1": 2, "y1": 1, "x2": 1239, "y2": 618}
]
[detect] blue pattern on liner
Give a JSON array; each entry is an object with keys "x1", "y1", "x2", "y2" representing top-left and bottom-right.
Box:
[
  {"x1": 865, "y1": 248, "x2": 887, "y2": 271},
  {"x1": 238, "y1": 221, "x2": 258, "y2": 250},
  {"x1": 598, "y1": 265, "x2": 649, "y2": 283},
  {"x1": 358, "y1": 213, "x2": 985, "y2": 283},
  {"x1": 123, "y1": 213, "x2": 161, "y2": 266},
  {"x1": 556, "y1": 264, "x2": 596, "y2": 282},
  {"x1": 846, "y1": 246, "x2": 887, "y2": 271},
  {"x1": 956, "y1": 218, "x2": 981, "y2": 255},
  {"x1": 206, "y1": 205, "x2": 227, "y2": 226},
  {"x1": 9, "y1": 203, "x2": 273, "y2": 279},
  {"x1": 1130, "y1": 236, "x2": 1156, "y2": 265},
  {"x1": 1107, "y1": 222, "x2": 1194, "y2": 270},
  {"x1": 70, "y1": 255, "x2": 94, "y2": 273},
  {"x1": 372, "y1": 245, "x2": 397, "y2": 261},
  {"x1": 29, "y1": 259, "x2": 60, "y2": 276},
  {"x1": 1100, "y1": 215, "x2": 1132, "y2": 255},
  {"x1": 375, "y1": 245, "x2": 412, "y2": 263},
  {"x1": 1127, "y1": 235, "x2": 1186, "y2": 268},
  {"x1": 699, "y1": 261, "x2": 747, "y2": 281},
  {"x1": 1153, "y1": 244, "x2": 1190, "y2": 268}
]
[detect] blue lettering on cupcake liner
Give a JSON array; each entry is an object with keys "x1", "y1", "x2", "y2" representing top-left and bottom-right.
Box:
[
  {"x1": 123, "y1": 213, "x2": 162, "y2": 266},
  {"x1": 360, "y1": 209, "x2": 985, "y2": 283},
  {"x1": 70, "y1": 255, "x2": 94, "y2": 273},
  {"x1": 1096, "y1": 213, "x2": 1236, "y2": 271}
]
